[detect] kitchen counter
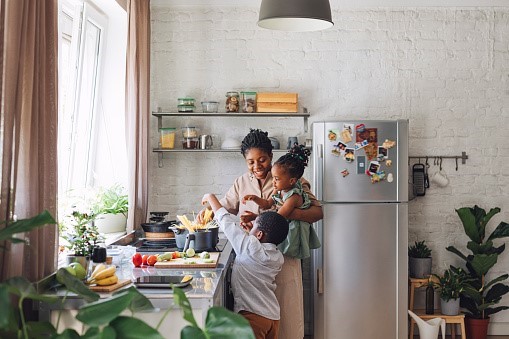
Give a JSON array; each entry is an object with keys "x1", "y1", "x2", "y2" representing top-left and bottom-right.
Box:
[{"x1": 37, "y1": 240, "x2": 234, "y2": 338}]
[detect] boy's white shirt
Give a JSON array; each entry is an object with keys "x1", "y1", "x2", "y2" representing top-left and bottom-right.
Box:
[{"x1": 215, "y1": 207, "x2": 283, "y2": 320}]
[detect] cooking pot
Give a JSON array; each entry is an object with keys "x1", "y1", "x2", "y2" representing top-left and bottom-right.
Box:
[
  {"x1": 168, "y1": 224, "x2": 189, "y2": 249},
  {"x1": 141, "y1": 221, "x2": 174, "y2": 239},
  {"x1": 183, "y1": 226, "x2": 219, "y2": 252}
]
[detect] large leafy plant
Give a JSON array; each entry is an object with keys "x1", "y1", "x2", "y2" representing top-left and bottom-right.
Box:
[
  {"x1": 446, "y1": 205, "x2": 509, "y2": 319},
  {"x1": 0, "y1": 211, "x2": 254, "y2": 338},
  {"x1": 92, "y1": 184, "x2": 128, "y2": 216}
]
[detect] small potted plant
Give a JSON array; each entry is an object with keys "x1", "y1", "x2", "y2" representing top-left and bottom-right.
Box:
[
  {"x1": 433, "y1": 266, "x2": 469, "y2": 315},
  {"x1": 446, "y1": 205, "x2": 509, "y2": 339},
  {"x1": 59, "y1": 209, "x2": 100, "y2": 270},
  {"x1": 92, "y1": 184, "x2": 128, "y2": 234},
  {"x1": 408, "y1": 240, "x2": 432, "y2": 278}
]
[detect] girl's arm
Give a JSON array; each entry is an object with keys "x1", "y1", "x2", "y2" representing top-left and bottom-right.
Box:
[
  {"x1": 277, "y1": 194, "x2": 303, "y2": 219},
  {"x1": 242, "y1": 194, "x2": 274, "y2": 210}
]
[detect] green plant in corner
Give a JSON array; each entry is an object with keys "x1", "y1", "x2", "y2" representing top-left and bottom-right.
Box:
[
  {"x1": 446, "y1": 205, "x2": 509, "y2": 319},
  {"x1": 408, "y1": 240, "x2": 432, "y2": 258}
]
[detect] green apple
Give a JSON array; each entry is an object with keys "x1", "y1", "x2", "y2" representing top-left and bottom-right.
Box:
[
  {"x1": 69, "y1": 262, "x2": 87, "y2": 280},
  {"x1": 65, "y1": 266, "x2": 76, "y2": 276}
]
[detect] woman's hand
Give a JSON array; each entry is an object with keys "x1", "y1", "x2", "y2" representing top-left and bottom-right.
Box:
[{"x1": 242, "y1": 195, "x2": 256, "y2": 204}]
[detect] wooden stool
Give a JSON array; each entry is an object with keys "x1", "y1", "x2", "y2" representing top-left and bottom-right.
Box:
[
  {"x1": 408, "y1": 278, "x2": 466, "y2": 339},
  {"x1": 409, "y1": 310, "x2": 466, "y2": 339}
]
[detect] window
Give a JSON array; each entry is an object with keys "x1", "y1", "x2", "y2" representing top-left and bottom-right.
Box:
[{"x1": 58, "y1": 0, "x2": 127, "y2": 232}]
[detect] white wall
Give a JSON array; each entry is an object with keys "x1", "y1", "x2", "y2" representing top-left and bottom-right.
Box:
[{"x1": 149, "y1": 5, "x2": 509, "y2": 333}]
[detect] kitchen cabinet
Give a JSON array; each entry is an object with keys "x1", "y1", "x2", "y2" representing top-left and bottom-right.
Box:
[{"x1": 152, "y1": 108, "x2": 311, "y2": 167}]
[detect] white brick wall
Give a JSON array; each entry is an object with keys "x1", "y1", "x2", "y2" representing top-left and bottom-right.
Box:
[{"x1": 149, "y1": 6, "x2": 509, "y2": 333}]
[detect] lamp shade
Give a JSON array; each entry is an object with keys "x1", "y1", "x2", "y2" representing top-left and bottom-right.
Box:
[{"x1": 258, "y1": 0, "x2": 333, "y2": 32}]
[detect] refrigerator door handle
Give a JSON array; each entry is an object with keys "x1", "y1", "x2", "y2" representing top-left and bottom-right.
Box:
[
  {"x1": 318, "y1": 143, "x2": 323, "y2": 158},
  {"x1": 317, "y1": 268, "x2": 324, "y2": 294}
]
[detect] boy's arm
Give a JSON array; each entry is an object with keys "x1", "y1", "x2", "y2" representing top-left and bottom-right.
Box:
[{"x1": 242, "y1": 194, "x2": 274, "y2": 210}]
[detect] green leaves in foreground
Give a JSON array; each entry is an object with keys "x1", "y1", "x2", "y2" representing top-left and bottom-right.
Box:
[
  {"x1": 173, "y1": 287, "x2": 255, "y2": 339},
  {"x1": 0, "y1": 210, "x2": 56, "y2": 245}
]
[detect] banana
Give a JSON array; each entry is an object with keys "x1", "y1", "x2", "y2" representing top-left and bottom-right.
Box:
[
  {"x1": 90, "y1": 264, "x2": 106, "y2": 279},
  {"x1": 90, "y1": 266, "x2": 116, "y2": 282},
  {"x1": 95, "y1": 274, "x2": 118, "y2": 286}
]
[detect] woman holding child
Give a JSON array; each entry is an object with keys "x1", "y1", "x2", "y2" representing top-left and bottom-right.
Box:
[{"x1": 199, "y1": 129, "x2": 323, "y2": 339}]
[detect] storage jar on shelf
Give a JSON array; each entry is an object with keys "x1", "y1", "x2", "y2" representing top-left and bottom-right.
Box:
[
  {"x1": 240, "y1": 91, "x2": 256, "y2": 113},
  {"x1": 159, "y1": 127, "x2": 176, "y2": 149},
  {"x1": 225, "y1": 91, "x2": 239, "y2": 112},
  {"x1": 182, "y1": 127, "x2": 199, "y2": 149}
]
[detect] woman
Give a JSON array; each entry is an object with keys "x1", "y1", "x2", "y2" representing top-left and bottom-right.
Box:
[{"x1": 199, "y1": 129, "x2": 323, "y2": 339}]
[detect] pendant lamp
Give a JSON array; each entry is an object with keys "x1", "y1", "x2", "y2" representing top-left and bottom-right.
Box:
[{"x1": 258, "y1": 0, "x2": 333, "y2": 32}]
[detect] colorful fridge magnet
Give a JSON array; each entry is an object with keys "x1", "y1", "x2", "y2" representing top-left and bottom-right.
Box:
[
  {"x1": 371, "y1": 171, "x2": 386, "y2": 184},
  {"x1": 363, "y1": 143, "x2": 378, "y2": 161},
  {"x1": 377, "y1": 146, "x2": 388, "y2": 162},
  {"x1": 340, "y1": 129, "x2": 352, "y2": 143},
  {"x1": 344, "y1": 148, "x2": 355, "y2": 162},
  {"x1": 368, "y1": 161, "x2": 381, "y2": 175},
  {"x1": 354, "y1": 140, "x2": 368, "y2": 150},
  {"x1": 355, "y1": 124, "x2": 366, "y2": 133},
  {"x1": 343, "y1": 123, "x2": 354, "y2": 135},
  {"x1": 328, "y1": 129, "x2": 339, "y2": 141},
  {"x1": 387, "y1": 173, "x2": 394, "y2": 183},
  {"x1": 341, "y1": 169, "x2": 349, "y2": 177},
  {"x1": 382, "y1": 139, "x2": 396, "y2": 149},
  {"x1": 386, "y1": 159, "x2": 392, "y2": 167}
]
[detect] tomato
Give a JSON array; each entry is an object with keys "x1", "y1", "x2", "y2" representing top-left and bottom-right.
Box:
[
  {"x1": 172, "y1": 251, "x2": 178, "y2": 259},
  {"x1": 147, "y1": 255, "x2": 158, "y2": 266},
  {"x1": 142, "y1": 254, "x2": 148, "y2": 265},
  {"x1": 132, "y1": 253, "x2": 142, "y2": 267}
]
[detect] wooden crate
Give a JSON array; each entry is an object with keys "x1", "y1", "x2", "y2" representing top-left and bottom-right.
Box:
[{"x1": 256, "y1": 92, "x2": 298, "y2": 112}]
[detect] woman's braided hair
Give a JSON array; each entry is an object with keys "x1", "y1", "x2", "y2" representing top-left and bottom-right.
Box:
[
  {"x1": 274, "y1": 143, "x2": 311, "y2": 179},
  {"x1": 240, "y1": 128, "x2": 273, "y2": 157}
]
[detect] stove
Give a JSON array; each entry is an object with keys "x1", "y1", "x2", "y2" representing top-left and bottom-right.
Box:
[{"x1": 133, "y1": 237, "x2": 227, "y2": 254}]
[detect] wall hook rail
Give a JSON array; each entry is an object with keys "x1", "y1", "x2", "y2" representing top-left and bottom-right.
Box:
[{"x1": 408, "y1": 152, "x2": 468, "y2": 171}]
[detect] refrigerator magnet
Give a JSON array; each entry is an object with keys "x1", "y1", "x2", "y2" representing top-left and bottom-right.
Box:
[
  {"x1": 377, "y1": 146, "x2": 388, "y2": 162},
  {"x1": 368, "y1": 161, "x2": 381, "y2": 175},
  {"x1": 382, "y1": 139, "x2": 396, "y2": 149},
  {"x1": 355, "y1": 124, "x2": 365, "y2": 133},
  {"x1": 363, "y1": 143, "x2": 378, "y2": 161},
  {"x1": 331, "y1": 147, "x2": 341, "y2": 157},
  {"x1": 387, "y1": 173, "x2": 394, "y2": 183},
  {"x1": 354, "y1": 140, "x2": 368, "y2": 150},
  {"x1": 357, "y1": 155, "x2": 366, "y2": 174},
  {"x1": 386, "y1": 159, "x2": 393, "y2": 167},
  {"x1": 343, "y1": 123, "x2": 354, "y2": 135},
  {"x1": 371, "y1": 171, "x2": 386, "y2": 184},
  {"x1": 344, "y1": 148, "x2": 355, "y2": 162},
  {"x1": 340, "y1": 128, "x2": 353, "y2": 143},
  {"x1": 328, "y1": 129, "x2": 339, "y2": 141},
  {"x1": 341, "y1": 169, "x2": 349, "y2": 177}
]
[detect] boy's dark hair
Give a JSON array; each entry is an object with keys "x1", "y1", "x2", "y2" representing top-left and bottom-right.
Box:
[
  {"x1": 274, "y1": 144, "x2": 311, "y2": 179},
  {"x1": 240, "y1": 128, "x2": 273, "y2": 157},
  {"x1": 256, "y1": 211, "x2": 289, "y2": 245}
]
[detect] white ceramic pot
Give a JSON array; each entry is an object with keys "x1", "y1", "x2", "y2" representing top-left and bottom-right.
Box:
[
  {"x1": 440, "y1": 298, "x2": 460, "y2": 315},
  {"x1": 95, "y1": 213, "x2": 127, "y2": 234}
]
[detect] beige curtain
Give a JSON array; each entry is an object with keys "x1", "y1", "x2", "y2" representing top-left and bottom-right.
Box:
[
  {"x1": 0, "y1": 0, "x2": 58, "y2": 282},
  {"x1": 125, "y1": 0, "x2": 150, "y2": 232}
]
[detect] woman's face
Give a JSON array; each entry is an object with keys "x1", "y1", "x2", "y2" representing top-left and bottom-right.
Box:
[{"x1": 244, "y1": 148, "x2": 273, "y2": 180}]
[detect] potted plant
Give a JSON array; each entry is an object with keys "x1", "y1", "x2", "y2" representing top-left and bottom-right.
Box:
[
  {"x1": 408, "y1": 240, "x2": 432, "y2": 278},
  {"x1": 446, "y1": 205, "x2": 509, "y2": 339},
  {"x1": 59, "y1": 209, "x2": 100, "y2": 270},
  {"x1": 92, "y1": 184, "x2": 128, "y2": 234},
  {"x1": 433, "y1": 266, "x2": 469, "y2": 315}
]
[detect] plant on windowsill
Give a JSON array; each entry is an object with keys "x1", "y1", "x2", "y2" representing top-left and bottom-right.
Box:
[
  {"x1": 92, "y1": 184, "x2": 128, "y2": 234},
  {"x1": 408, "y1": 240, "x2": 432, "y2": 278},
  {"x1": 446, "y1": 205, "x2": 509, "y2": 339},
  {"x1": 432, "y1": 266, "x2": 470, "y2": 315},
  {"x1": 59, "y1": 209, "x2": 101, "y2": 269},
  {"x1": 0, "y1": 211, "x2": 255, "y2": 339}
]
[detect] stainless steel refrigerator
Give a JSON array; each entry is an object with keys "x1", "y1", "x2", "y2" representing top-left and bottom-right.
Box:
[{"x1": 311, "y1": 120, "x2": 408, "y2": 339}]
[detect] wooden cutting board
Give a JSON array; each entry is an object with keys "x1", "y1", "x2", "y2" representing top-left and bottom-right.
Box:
[
  {"x1": 89, "y1": 279, "x2": 131, "y2": 292},
  {"x1": 154, "y1": 252, "x2": 220, "y2": 269}
]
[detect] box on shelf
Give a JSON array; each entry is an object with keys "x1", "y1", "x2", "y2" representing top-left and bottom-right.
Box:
[{"x1": 256, "y1": 92, "x2": 298, "y2": 112}]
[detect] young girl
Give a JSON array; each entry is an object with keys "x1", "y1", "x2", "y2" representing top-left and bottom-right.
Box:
[{"x1": 243, "y1": 144, "x2": 321, "y2": 259}]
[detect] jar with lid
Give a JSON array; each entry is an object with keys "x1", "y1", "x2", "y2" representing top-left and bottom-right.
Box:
[
  {"x1": 240, "y1": 92, "x2": 257, "y2": 113},
  {"x1": 178, "y1": 98, "x2": 195, "y2": 106},
  {"x1": 159, "y1": 128, "x2": 176, "y2": 149},
  {"x1": 182, "y1": 127, "x2": 199, "y2": 149},
  {"x1": 225, "y1": 91, "x2": 240, "y2": 112}
]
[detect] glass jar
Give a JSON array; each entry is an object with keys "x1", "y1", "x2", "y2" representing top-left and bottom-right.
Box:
[
  {"x1": 182, "y1": 127, "x2": 199, "y2": 138},
  {"x1": 178, "y1": 98, "x2": 195, "y2": 106},
  {"x1": 159, "y1": 128, "x2": 176, "y2": 149},
  {"x1": 225, "y1": 91, "x2": 239, "y2": 112},
  {"x1": 240, "y1": 91, "x2": 257, "y2": 113},
  {"x1": 177, "y1": 105, "x2": 195, "y2": 113},
  {"x1": 182, "y1": 137, "x2": 199, "y2": 149}
]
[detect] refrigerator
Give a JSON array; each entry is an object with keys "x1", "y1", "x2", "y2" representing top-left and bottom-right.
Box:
[{"x1": 311, "y1": 120, "x2": 408, "y2": 339}]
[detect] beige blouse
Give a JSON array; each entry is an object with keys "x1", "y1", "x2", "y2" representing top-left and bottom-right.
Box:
[{"x1": 219, "y1": 171, "x2": 320, "y2": 217}]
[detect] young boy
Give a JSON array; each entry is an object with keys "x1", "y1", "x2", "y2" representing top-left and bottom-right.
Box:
[{"x1": 201, "y1": 193, "x2": 289, "y2": 339}]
